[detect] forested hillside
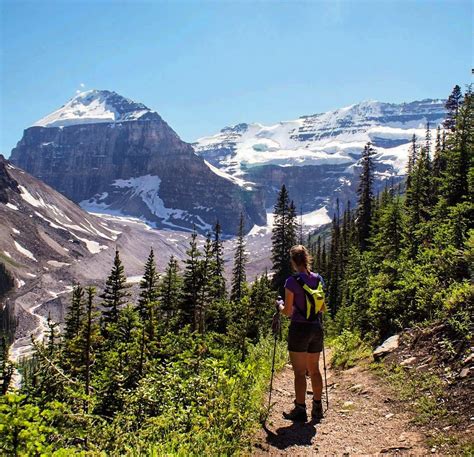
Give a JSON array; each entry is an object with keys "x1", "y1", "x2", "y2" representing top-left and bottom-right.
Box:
[
  {"x1": 311, "y1": 85, "x2": 472, "y2": 346},
  {"x1": 0, "y1": 85, "x2": 472, "y2": 455}
]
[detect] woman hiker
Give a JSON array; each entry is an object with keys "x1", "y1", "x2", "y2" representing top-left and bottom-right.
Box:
[{"x1": 275, "y1": 244, "x2": 325, "y2": 423}]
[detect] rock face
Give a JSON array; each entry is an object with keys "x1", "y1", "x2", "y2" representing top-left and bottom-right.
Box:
[
  {"x1": 10, "y1": 90, "x2": 266, "y2": 234},
  {"x1": 194, "y1": 99, "x2": 447, "y2": 215},
  {"x1": 0, "y1": 156, "x2": 20, "y2": 204},
  {"x1": 0, "y1": 155, "x2": 118, "y2": 287}
]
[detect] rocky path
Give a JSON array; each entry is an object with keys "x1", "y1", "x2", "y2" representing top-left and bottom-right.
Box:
[{"x1": 252, "y1": 359, "x2": 431, "y2": 456}]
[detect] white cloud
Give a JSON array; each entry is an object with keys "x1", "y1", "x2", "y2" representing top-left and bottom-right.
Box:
[{"x1": 80, "y1": 82, "x2": 85, "y2": 88}]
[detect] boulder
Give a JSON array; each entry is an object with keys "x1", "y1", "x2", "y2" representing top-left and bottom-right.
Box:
[
  {"x1": 459, "y1": 367, "x2": 470, "y2": 379},
  {"x1": 400, "y1": 356, "x2": 417, "y2": 366},
  {"x1": 373, "y1": 334, "x2": 400, "y2": 360}
]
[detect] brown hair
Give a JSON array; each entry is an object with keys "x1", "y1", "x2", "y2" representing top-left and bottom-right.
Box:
[{"x1": 290, "y1": 245, "x2": 312, "y2": 272}]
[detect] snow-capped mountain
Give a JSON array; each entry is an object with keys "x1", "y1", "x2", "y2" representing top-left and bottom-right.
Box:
[
  {"x1": 34, "y1": 89, "x2": 161, "y2": 128},
  {"x1": 10, "y1": 90, "x2": 266, "y2": 235},
  {"x1": 194, "y1": 99, "x2": 446, "y2": 216}
]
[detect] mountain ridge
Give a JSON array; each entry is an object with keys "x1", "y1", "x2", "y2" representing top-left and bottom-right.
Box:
[{"x1": 193, "y1": 97, "x2": 446, "y2": 215}]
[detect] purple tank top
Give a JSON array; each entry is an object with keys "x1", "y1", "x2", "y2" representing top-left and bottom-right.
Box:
[{"x1": 284, "y1": 272, "x2": 322, "y2": 324}]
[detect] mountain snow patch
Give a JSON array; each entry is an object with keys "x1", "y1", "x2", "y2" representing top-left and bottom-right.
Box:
[
  {"x1": 301, "y1": 207, "x2": 331, "y2": 226},
  {"x1": 248, "y1": 206, "x2": 330, "y2": 237},
  {"x1": 82, "y1": 175, "x2": 212, "y2": 232},
  {"x1": 204, "y1": 160, "x2": 252, "y2": 188},
  {"x1": 14, "y1": 240, "x2": 37, "y2": 261},
  {"x1": 19, "y1": 185, "x2": 44, "y2": 208}
]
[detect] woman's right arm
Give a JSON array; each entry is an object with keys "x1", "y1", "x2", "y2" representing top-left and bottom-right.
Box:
[{"x1": 282, "y1": 288, "x2": 294, "y2": 317}]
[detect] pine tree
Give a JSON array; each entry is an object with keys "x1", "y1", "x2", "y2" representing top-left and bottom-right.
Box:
[
  {"x1": 373, "y1": 194, "x2": 405, "y2": 260},
  {"x1": 433, "y1": 126, "x2": 442, "y2": 176},
  {"x1": 441, "y1": 87, "x2": 472, "y2": 205},
  {"x1": 81, "y1": 286, "x2": 98, "y2": 411},
  {"x1": 328, "y1": 211, "x2": 341, "y2": 315},
  {"x1": 356, "y1": 142, "x2": 376, "y2": 251},
  {"x1": 405, "y1": 135, "x2": 423, "y2": 254},
  {"x1": 443, "y1": 84, "x2": 463, "y2": 131},
  {"x1": 197, "y1": 233, "x2": 214, "y2": 333},
  {"x1": 417, "y1": 124, "x2": 434, "y2": 222},
  {"x1": 159, "y1": 255, "x2": 182, "y2": 323},
  {"x1": 321, "y1": 242, "x2": 327, "y2": 281},
  {"x1": 64, "y1": 285, "x2": 85, "y2": 341},
  {"x1": 138, "y1": 248, "x2": 160, "y2": 336},
  {"x1": 45, "y1": 313, "x2": 59, "y2": 355},
  {"x1": 406, "y1": 134, "x2": 418, "y2": 194},
  {"x1": 231, "y1": 213, "x2": 247, "y2": 303},
  {"x1": 247, "y1": 271, "x2": 276, "y2": 341},
  {"x1": 137, "y1": 248, "x2": 160, "y2": 375},
  {"x1": 0, "y1": 336, "x2": 13, "y2": 394},
  {"x1": 341, "y1": 202, "x2": 351, "y2": 264},
  {"x1": 181, "y1": 229, "x2": 202, "y2": 330},
  {"x1": 211, "y1": 220, "x2": 227, "y2": 300},
  {"x1": 63, "y1": 285, "x2": 87, "y2": 377},
  {"x1": 271, "y1": 185, "x2": 298, "y2": 293},
  {"x1": 314, "y1": 236, "x2": 322, "y2": 273},
  {"x1": 425, "y1": 122, "x2": 432, "y2": 160},
  {"x1": 100, "y1": 249, "x2": 131, "y2": 326},
  {"x1": 97, "y1": 304, "x2": 141, "y2": 417},
  {"x1": 289, "y1": 200, "x2": 299, "y2": 245}
]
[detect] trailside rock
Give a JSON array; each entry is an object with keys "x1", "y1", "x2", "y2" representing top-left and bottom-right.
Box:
[{"x1": 373, "y1": 335, "x2": 400, "y2": 360}]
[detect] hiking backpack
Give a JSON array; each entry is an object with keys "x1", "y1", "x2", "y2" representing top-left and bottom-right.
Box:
[{"x1": 293, "y1": 273, "x2": 327, "y2": 321}]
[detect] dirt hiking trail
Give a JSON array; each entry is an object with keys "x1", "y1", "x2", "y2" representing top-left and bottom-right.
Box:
[{"x1": 252, "y1": 359, "x2": 432, "y2": 456}]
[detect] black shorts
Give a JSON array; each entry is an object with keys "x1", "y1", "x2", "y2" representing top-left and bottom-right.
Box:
[{"x1": 288, "y1": 321, "x2": 323, "y2": 353}]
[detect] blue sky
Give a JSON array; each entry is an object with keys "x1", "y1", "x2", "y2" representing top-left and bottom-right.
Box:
[{"x1": 1, "y1": 0, "x2": 472, "y2": 155}]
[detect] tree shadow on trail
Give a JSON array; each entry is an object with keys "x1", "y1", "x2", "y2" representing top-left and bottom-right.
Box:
[{"x1": 262, "y1": 420, "x2": 317, "y2": 450}]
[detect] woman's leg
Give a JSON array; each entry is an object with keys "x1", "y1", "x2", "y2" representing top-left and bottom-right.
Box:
[
  {"x1": 289, "y1": 351, "x2": 308, "y2": 404},
  {"x1": 306, "y1": 352, "x2": 322, "y2": 401}
]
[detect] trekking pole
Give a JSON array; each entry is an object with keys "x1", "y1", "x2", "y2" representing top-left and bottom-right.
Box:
[
  {"x1": 322, "y1": 338, "x2": 329, "y2": 411},
  {"x1": 321, "y1": 315, "x2": 329, "y2": 411},
  {"x1": 268, "y1": 296, "x2": 283, "y2": 410},
  {"x1": 268, "y1": 328, "x2": 278, "y2": 410}
]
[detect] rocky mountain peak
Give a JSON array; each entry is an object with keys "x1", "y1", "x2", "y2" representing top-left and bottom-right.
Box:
[{"x1": 33, "y1": 89, "x2": 162, "y2": 128}]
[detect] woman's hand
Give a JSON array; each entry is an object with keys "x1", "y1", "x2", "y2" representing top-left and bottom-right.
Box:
[{"x1": 275, "y1": 296, "x2": 284, "y2": 312}]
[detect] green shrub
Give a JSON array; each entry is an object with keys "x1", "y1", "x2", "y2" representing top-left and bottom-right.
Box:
[{"x1": 330, "y1": 330, "x2": 372, "y2": 369}]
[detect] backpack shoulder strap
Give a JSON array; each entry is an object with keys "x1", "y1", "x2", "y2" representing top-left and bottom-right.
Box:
[{"x1": 293, "y1": 274, "x2": 306, "y2": 289}]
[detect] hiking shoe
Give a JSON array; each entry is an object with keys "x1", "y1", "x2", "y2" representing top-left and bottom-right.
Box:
[
  {"x1": 311, "y1": 399, "x2": 323, "y2": 422},
  {"x1": 283, "y1": 402, "x2": 307, "y2": 422}
]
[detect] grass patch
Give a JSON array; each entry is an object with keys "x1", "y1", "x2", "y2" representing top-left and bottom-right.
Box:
[
  {"x1": 371, "y1": 362, "x2": 447, "y2": 425},
  {"x1": 427, "y1": 434, "x2": 474, "y2": 457}
]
